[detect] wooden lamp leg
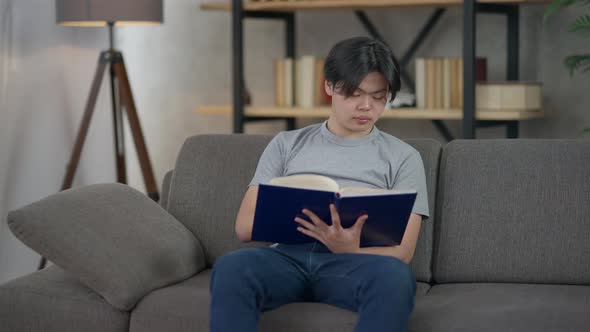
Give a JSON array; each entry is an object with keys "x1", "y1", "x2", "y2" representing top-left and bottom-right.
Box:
[
  {"x1": 60, "y1": 58, "x2": 108, "y2": 192},
  {"x1": 112, "y1": 56, "x2": 159, "y2": 201}
]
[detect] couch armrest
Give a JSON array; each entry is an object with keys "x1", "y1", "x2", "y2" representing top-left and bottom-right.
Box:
[
  {"x1": 7, "y1": 183, "x2": 206, "y2": 311},
  {"x1": 160, "y1": 170, "x2": 173, "y2": 209}
]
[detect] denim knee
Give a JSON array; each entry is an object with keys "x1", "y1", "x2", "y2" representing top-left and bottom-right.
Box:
[
  {"x1": 363, "y1": 257, "x2": 416, "y2": 296},
  {"x1": 210, "y1": 248, "x2": 265, "y2": 290}
]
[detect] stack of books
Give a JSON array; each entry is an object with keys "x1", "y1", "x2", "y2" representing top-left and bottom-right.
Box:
[
  {"x1": 414, "y1": 57, "x2": 487, "y2": 110},
  {"x1": 274, "y1": 56, "x2": 331, "y2": 108}
]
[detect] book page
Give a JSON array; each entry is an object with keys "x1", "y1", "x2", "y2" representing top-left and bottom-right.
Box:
[
  {"x1": 338, "y1": 187, "x2": 417, "y2": 198},
  {"x1": 269, "y1": 174, "x2": 339, "y2": 192}
]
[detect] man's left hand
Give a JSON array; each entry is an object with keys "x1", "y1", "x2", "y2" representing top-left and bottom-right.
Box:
[{"x1": 294, "y1": 204, "x2": 368, "y2": 254}]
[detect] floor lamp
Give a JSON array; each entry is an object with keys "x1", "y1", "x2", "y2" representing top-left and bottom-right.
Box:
[{"x1": 38, "y1": 0, "x2": 163, "y2": 270}]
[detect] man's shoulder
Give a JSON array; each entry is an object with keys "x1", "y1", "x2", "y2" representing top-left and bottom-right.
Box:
[{"x1": 374, "y1": 129, "x2": 420, "y2": 157}]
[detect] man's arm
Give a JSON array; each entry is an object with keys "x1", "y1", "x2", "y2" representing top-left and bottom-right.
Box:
[
  {"x1": 357, "y1": 213, "x2": 422, "y2": 264},
  {"x1": 235, "y1": 186, "x2": 258, "y2": 242}
]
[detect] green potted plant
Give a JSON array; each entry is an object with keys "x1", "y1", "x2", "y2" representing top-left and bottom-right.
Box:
[{"x1": 544, "y1": 0, "x2": 590, "y2": 135}]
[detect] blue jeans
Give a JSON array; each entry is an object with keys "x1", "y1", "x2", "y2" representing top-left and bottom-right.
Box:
[{"x1": 210, "y1": 242, "x2": 416, "y2": 332}]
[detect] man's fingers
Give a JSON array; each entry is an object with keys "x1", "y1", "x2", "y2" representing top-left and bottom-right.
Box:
[
  {"x1": 354, "y1": 215, "x2": 368, "y2": 231},
  {"x1": 296, "y1": 226, "x2": 323, "y2": 242},
  {"x1": 302, "y1": 209, "x2": 328, "y2": 228},
  {"x1": 329, "y1": 204, "x2": 342, "y2": 229},
  {"x1": 294, "y1": 216, "x2": 316, "y2": 231}
]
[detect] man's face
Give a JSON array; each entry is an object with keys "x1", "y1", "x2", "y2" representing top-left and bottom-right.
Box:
[{"x1": 325, "y1": 71, "x2": 389, "y2": 138}]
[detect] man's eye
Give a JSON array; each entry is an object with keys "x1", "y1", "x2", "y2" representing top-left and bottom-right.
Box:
[
  {"x1": 373, "y1": 95, "x2": 386, "y2": 100},
  {"x1": 352, "y1": 94, "x2": 361, "y2": 97}
]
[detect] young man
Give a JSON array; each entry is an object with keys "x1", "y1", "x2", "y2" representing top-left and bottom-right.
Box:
[{"x1": 210, "y1": 36, "x2": 429, "y2": 332}]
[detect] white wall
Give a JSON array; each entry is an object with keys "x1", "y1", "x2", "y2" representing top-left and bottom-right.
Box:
[
  {"x1": 0, "y1": 0, "x2": 116, "y2": 282},
  {"x1": 0, "y1": 0, "x2": 588, "y2": 283}
]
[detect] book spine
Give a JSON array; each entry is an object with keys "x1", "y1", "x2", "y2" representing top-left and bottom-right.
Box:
[
  {"x1": 435, "y1": 58, "x2": 443, "y2": 109},
  {"x1": 284, "y1": 58, "x2": 294, "y2": 107},
  {"x1": 443, "y1": 57, "x2": 451, "y2": 109},
  {"x1": 296, "y1": 55, "x2": 315, "y2": 108},
  {"x1": 415, "y1": 58, "x2": 426, "y2": 109},
  {"x1": 274, "y1": 58, "x2": 285, "y2": 106},
  {"x1": 426, "y1": 58, "x2": 435, "y2": 109}
]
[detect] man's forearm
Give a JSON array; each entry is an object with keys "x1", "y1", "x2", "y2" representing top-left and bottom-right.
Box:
[{"x1": 357, "y1": 245, "x2": 412, "y2": 264}]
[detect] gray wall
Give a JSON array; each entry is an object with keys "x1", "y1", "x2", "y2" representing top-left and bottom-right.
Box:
[{"x1": 0, "y1": 0, "x2": 588, "y2": 283}]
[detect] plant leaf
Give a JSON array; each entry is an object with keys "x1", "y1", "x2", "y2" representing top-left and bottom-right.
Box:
[
  {"x1": 564, "y1": 54, "x2": 590, "y2": 75},
  {"x1": 583, "y1": 128, "x2": 590, "y2": 135},
  {"x1": 568, "y1": 15, "x2": 590, "y2": 37}
]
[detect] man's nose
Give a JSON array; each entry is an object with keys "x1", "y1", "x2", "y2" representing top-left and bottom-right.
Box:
[{"x1": 358, "y1": 94, "x2": 371, "y2": 110}]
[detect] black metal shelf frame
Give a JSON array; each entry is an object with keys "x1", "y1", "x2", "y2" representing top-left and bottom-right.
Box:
[{"x1": 231, "y1": 0, "x2": 521, "y2": 140}]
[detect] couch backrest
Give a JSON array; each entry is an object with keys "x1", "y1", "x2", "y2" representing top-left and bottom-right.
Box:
[
  {"x1": 167, "y1": 134, "x2": 441, "y2": 281},
  {"x1": 167, "y1": 135, "x2": 272, "y2": 267},
  {"x1": 433, "y1": 139, "x2": 590, "y2": 285}
]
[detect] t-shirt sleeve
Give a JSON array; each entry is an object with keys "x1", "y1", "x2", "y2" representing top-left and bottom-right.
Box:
[
  {"x1": 392, "y1": 150, "x2": 430, "y2": 221},
  {"x1": 248, "y1": 133, "x2": 286, "y2": 186}
]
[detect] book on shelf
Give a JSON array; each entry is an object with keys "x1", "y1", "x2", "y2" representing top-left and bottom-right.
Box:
[
  {"x1": 284, "y1": 58, "x2": 294, "y2": 106},
  {"x1": 426, "y1": 58, "x2": 436, "y2": 109},
  {"x1": 274, "y1": 58, "x2": 294, "y2": 107},
  {"x1": 274, "y1": 59, "x2": 285, "y2": 106},
  {"x1": 443, "y1": 58, "x2": 451, "y2": 109},
  {"x1": 314, "y1": 58, "x2": 332, "y2": 106},
  {"x1": 296, "y1": 55, "x2": 316, "y2": 108},
  {"x1": 415, "y1": 58, "x2": 426, "y2": 108},
  {"x1": 252, "y1": 174, "x2": 417, "y2": 247}
]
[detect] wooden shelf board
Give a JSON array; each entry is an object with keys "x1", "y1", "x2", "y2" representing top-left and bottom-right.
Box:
[
  {"x1": 200, "y1": 0, "x2": 550, "y2": 12},
  {"x1": 196, "y1": 105, "x2": 545, "y2": 120}
]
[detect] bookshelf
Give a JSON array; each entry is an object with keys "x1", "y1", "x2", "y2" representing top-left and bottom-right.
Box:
[
  {"x1": 200, "y1": 0, "x2": 549, "y2": 12},
  {"x1": 197, "y1": 105, "x2": 545, "y2": 121},
  {"x1": 199, "y1": 0, "x2": 550, "y2": 140}
]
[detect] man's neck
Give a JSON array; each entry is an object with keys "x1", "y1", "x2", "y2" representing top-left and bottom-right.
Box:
[{"x1": 326, "y1": 118, "x2": 373, "y2": 138}]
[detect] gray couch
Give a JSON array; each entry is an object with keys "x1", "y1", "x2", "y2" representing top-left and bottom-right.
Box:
[{"x1": 1, "y1": 134, "x2": 589, "y2": 332}]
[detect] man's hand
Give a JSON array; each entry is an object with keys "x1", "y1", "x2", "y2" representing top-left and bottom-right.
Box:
[{"x1": 294, "y1": 204, "x2": 368, "y2": 254}]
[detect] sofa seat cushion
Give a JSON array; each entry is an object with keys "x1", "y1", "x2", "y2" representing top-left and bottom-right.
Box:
[
  {"x1": 0, "y1": 266, "x2": 128, "y2": 332},
  {"x1": 411, "y1": 283, "x2": 590, "y2": 332},
  {"x1": 130, "y1": 269, "x2": 431, "y2": 332}
]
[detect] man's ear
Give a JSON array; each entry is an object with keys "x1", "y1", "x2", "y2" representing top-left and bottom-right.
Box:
[{"x1": 324, "y1": 80, "x2": 333, "y2": 97}]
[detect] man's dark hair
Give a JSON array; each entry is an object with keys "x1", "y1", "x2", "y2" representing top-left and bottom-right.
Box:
[{"x1": 324, "y1": 36, "x2": 401, "y2": 102}]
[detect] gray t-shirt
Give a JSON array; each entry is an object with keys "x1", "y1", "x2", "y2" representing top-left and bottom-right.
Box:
[{"x1": 249, "y1": 121, "x2": 429, "y2": 220}]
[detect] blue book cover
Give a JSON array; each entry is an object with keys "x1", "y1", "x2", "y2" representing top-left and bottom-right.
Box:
[{"x1": 251, "y1": 178, "x2": 417, "y2": 247}]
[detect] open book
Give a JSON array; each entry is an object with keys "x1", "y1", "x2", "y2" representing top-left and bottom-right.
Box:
[{"x1": 251, "y1": 174, "x2": 417, "y2": 247}]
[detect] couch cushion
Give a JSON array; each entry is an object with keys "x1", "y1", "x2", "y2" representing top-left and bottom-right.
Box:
[
  {"x1": 7, "y1": 183, "x2": 205, "y2": 310},
  {"x1": 0, "y1": 265, "x2": 128, "y2": 332},
  {"x1": 168, "y1": 134, "x2": 440, "y2": 283},
  {"x1": 434, "y1": 139, "x2": 590, "y2": 284},
  {"x1": 130, "y1": 268, "x2": 431, "y2": 332},
  {"x1": 411, "y1": 283, "x2": 590, "y2": 332}
]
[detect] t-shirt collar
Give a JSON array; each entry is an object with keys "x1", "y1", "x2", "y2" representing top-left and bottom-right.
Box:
[{"x1": 320, "y1": 120, "x2": 379, "y2": 146}]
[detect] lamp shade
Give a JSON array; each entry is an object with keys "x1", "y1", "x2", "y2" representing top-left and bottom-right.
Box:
[{"x1": 56, "y1": 0, "x2": 163, "y2": 26}]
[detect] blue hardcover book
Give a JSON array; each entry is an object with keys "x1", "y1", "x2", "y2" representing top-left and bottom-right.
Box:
[{"x1": 251, "y1": 174, "x2": 417, "y2": 247}]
